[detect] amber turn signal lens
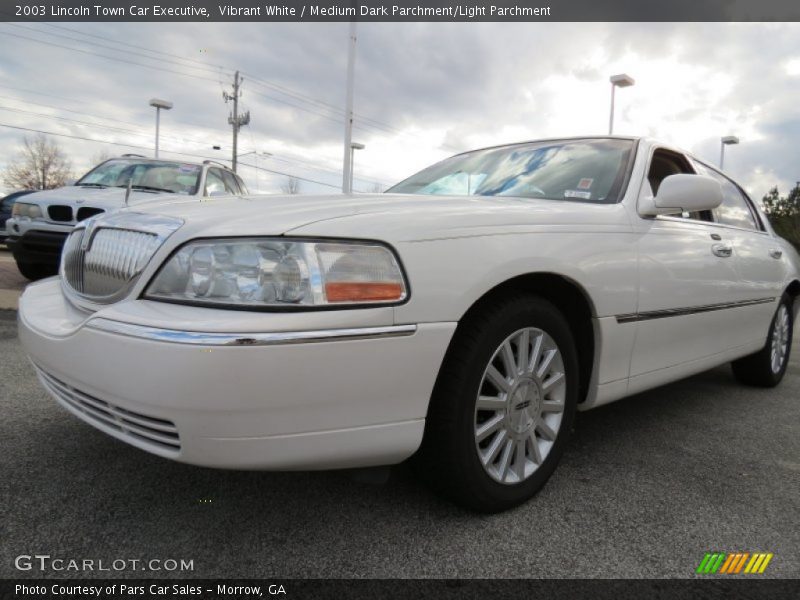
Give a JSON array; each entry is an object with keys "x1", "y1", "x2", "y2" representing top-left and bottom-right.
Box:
[{"x1": 325, "y1": 282, "x2": 404, "y2": 303}]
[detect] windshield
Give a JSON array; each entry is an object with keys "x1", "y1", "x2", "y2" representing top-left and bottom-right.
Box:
[
  {"x1": 388, "y1": 138, "x2": 634, "y2": 203},
  {"x1": 76, "y1": 159, "x2": 202, "y2": 195}
]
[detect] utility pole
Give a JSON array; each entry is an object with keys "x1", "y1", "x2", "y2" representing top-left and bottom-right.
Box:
[
  {"x1": 342, "y1": 21, "x2": 357, "y2": 193},
  {"x1": 224, "y1": 70, "x2": 250, "y2": 172}
]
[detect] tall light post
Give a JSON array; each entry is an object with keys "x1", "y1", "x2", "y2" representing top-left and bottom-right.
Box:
[
  {"x1": 608, "y1": 74, "x2": 634, "y2": 135},
  {"x1": 342, "y1": 21, "x2": 358, "y2": 193},
  {"x1": 349, "y1": 142, "x2": 364, "y2": 192},
  {"x1": 720, "y1": 135, "x2": 739, "y2": 170},
  {"x1": 149, "y1": 98, "x2": 173, "y2": 158}
]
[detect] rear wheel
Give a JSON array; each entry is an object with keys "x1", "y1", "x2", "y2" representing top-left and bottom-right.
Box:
[
  {"x1": 415, "y1": 294, "x2": 578, "y2": 513},
  {"x1": 731, "y1": 294, "x2": 793, "y2": 387}
]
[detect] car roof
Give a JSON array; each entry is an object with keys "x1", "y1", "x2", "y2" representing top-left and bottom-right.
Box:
[{"x1": 105, "y1": 157, "x2": 235, "y2": 171}]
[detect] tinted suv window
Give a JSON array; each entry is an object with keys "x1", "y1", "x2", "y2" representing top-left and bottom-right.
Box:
[
  {"x1": 221, "y1": 170, "x2": 241, "y2": 194},
  {"x1": 692, "y1": 161, "x2": 759, "y2": 230}
]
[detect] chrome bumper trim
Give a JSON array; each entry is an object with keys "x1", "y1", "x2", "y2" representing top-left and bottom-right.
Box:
[{"x1": 85, "y1": 318, "x2": 418, "y2": 346}]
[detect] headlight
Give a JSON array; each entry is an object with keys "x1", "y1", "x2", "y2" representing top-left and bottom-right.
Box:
[
  {"x1": 145, "y1": 238, "x2": 408, "y2": 308},
  {"x1": 11, "y1": 202, "x2": 43, "y2": 219}
]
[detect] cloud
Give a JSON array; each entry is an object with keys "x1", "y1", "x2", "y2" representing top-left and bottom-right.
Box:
[{"x1": 0, "y1": 21, "x2": 797, "y2": 199}]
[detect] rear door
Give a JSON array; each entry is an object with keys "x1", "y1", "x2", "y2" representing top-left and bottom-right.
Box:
[{"x1": 691, "y1": 160, "x2": 784, "y2": 346}]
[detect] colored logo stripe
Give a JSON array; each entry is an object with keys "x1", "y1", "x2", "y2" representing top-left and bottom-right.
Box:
[{"x1": 697, "y1": 552, "x2": 773, "y2": 574}]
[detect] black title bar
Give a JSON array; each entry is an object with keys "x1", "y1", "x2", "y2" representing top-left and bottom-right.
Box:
[{"x1": 2, "y1": 0, "x2": 800, "y2": 22}]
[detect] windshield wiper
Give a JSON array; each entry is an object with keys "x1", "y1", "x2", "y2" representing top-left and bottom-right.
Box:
[
  {"x1": 116, "y1": 184, "x2": 175, "y2": 194},
  {"x1": 76, "y1": 182, "x2": 107, "y2": 188}
]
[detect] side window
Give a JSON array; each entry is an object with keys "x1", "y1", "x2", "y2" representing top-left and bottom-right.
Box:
[
  {"x1": 648, "y1": 149, "x2": 710, "y2": 221},
  {"x1": 204, "y1": 169, "x2": 227, "y2": 196},
  {"x1": 235, "y1": 175, "x2": 248, "y2": 195},
  {"x1": 221, "y1": 170, "x2": 241, "y2": 195},
  {"x1": 692, "y1": 161, "x2": 759, "y2": 230}
]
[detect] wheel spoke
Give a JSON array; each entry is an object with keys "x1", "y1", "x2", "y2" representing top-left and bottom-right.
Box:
[
  {"x1": 536, "y1": 420, "x2": 557, "y2": 441},
  {"x1": 513, "y1": 439, "x2": 526, "y2": 479},
  {"x1": 501, "y1": 341, "x2": 517, "y2": 379},
  {"x1": 517, "y1": 329, "x2": 530, "y2": 376},
  {"x1": 482, "y1": 430, "x2": 507, "y2": 466},
  {"x1": 537, "y1": 348, "x2": 557, "y2": 379},
  {"x1": 486, "y1": 365, "x2": 511, "y2": 393},
  {"x1": 542, "y1": 371, "x2": 564, "y2": 392},
  {"x1": 527, "y1": 431, "x2": 543, "y2": 464},
  {"x1": 541, "y1": 400, "x2": 565, "y2": 413},
  {"x1": 477, "y1": 395, "x2": 506, "y2": 411},
  {"x1": 497, "y1": 439, "x2": 514, "y2": 482},
  {"x1": 476, "y1": 412, "x2": 504, "y2": 442},
  {"x1": 528, "y1": 333, "x2": 543, "y2": 375}
]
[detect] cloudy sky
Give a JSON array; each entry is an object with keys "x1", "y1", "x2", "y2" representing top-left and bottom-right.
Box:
[{"x1": 0, "y1": 21, "x2": 798, "y2": 199}]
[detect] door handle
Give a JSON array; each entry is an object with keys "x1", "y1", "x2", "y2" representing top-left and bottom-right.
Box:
[
  {"x1": 712, "y1": 243, "x2": 733, "y2": 258},
  {"x1": 769, "y1": 248, "x2": 783, "y2": 259}
]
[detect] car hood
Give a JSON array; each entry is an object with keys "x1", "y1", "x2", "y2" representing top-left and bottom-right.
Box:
[
  {"x1": 125, "y1": 193, "x2": 631, "y2": 243},
  {"x1": 20, "y1": 185, "x2": 186, "y2": 209}
]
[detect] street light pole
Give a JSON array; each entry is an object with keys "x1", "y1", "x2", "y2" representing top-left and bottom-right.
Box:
[
  {"x1": 349, "y1": 142, "x2": 364, "y2": 191},
  {"x1": 149, "y1": 98, "x2": 173, "y2": 158},
  {"x1": 608, "y1": 74, "x2": 634, "y2": 135},
  {"x1": 342, "y1": 21, "x2": 358, "y2": 193},
  {"x1": 720, "y1": 135, "x2": 739, "y2": 170}
]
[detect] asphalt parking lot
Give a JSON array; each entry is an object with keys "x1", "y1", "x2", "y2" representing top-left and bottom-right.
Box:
[{"x1": 1, "y1": 308, "x2": 798, "y2": 579}]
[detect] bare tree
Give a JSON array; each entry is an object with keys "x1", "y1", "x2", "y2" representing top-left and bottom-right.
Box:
[
  {"x1": 280, "y1": 176, "x2": 301, "y2": 195},
  {"x1": 3, "y1": 134, "x2": 73, "y2": 190}
]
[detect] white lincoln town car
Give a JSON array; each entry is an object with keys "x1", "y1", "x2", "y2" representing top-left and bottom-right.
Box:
[{"x1": 19, "y1": 136, "x2": 799, "y2": 512}]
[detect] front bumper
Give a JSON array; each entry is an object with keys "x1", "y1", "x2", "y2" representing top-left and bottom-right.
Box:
[{"x1": 19, "y1": 279, "x2": 456, "y2": 469}]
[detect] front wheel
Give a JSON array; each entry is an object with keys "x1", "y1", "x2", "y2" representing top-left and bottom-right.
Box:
[
  {"x1": 415, "y1": 294, "x2": 578, "y2": 513},
  {"x1": 16, "y1": 261, "x2": 57, "y2": 281},
  {"x1": 731, "y1": 294, "x2": 794, "y2": 387}
]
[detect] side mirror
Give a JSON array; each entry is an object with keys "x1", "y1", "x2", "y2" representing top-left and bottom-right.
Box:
[{"x1": 639, "y1": 174, "x2": 723, "y2": 217}]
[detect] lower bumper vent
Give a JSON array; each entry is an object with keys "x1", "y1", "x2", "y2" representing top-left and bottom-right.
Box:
[{"x1": 34, "y1": 365, "x2": 181, "y2": 453}]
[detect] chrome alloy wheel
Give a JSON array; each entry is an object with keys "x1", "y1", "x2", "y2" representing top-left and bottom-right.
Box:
[
  {"x1": 771, "y1": 304, "x2": 790, "y2": 374},
  {"x1": 474, "y1": 327, "x2": 566, "y2": 485}
]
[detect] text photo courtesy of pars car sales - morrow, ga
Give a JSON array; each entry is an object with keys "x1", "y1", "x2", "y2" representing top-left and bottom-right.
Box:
[{"x1": 1, "y1": 1, "x2": 799, "y2": 599}]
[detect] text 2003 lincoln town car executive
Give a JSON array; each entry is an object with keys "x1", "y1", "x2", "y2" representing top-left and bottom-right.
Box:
[{"x1": 19, "y1": 137, "x2": 799, "y2": 512}]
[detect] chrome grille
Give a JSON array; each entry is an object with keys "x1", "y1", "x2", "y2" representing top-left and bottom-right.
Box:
[
  {"x1": 35, "y1": 365, "x2": 180, "y2": 453},
  {"x1": 62, "y1": 227, "x2": 160, "y2": 299},
  {"x1": 60, "y1": 213, "x2": 182, "y2": 304}
]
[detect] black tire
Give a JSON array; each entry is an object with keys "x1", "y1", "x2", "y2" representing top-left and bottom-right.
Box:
[
  {"x1": 414, "y1": 293, "x2": 579, "y2": 513},
  {"x1": 16, "y1": 261, "x2": 57, "y2": 281},
  {"x1": 731, "y1": 294, "x2": 794, "y2": 387}
]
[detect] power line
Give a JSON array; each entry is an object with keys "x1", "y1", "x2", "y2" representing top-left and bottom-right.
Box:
[
  {"x1": 5, "y1": 22, "x2": 229, "y2": 79},
  {"x1": 38, "y1": 22, "x2": 234, "y2": 74},
  {"x1": 0, "y1": 103, "x2": 231, "y2": 151},
  {"x1": 0, "y1": 28, "x2": 221, "y2": 84}
]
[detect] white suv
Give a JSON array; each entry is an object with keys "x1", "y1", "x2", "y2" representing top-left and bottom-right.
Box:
[{"x1": 6, "y1": 155, "x2": 248, "y2": 280}]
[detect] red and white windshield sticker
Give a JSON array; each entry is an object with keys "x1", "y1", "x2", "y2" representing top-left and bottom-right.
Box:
[{"x1": 577, "y1": 178, "x2": 594, "y2": 190}]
